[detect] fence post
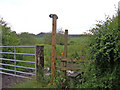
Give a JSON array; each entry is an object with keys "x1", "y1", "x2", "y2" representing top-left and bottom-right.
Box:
[
  {"x1": 36, "y1": 46, "x2": 44, "y2": 79},
  {"x1": 60, "y1": 29, "x2": 68, "y2": 87},
  {"x1": 14, "y1": 47, "x2": 16, "y2": 76},
  {"x1": 61, "y1": 30, "x2": 68, "y2": 71},
  {"x1": 63, "y1": 29, "x2": 68, "y2": 58},
  {"x1": 49, "y1": 14, "x2": 58, "y2": 83},
  {"x1": 63, "y1": 30, "x2": 68, "y2": 76}
]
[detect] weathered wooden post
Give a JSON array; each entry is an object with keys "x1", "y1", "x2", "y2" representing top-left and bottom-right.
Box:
[
  {"x1": 49, "y1": 14, "x2": 58, "y2": 83},
  {"x1": 60, "y1": 30, "x2": 68, "y2": 71},
  {"x1": 63, "y1": 29, "x2": 68, "y2": 58},
  {"x1": 63, "y1": 30, "x2": 68, "y2": 76},
  {"x1": 60, "y1": 29, "x2": 68, "y2": 88},
  {"x1": 36, "y1": 46, "x2": 44, "y2": 79}
]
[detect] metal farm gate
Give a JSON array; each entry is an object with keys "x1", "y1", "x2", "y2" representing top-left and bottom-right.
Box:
[{"x1": 0, "y1": 46, "x2": 44, "y2": 79}]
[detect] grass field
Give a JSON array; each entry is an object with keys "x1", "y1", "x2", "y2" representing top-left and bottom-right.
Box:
[
  {"x1": 11, "y1": 35, "x2": 91, "y2": 88},
  {"x1": 15, "y1": 35, "x2": 90, "y2": 67}
]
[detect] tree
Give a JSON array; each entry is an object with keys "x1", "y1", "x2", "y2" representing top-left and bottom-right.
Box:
[
  {"x1": 18, "y1": 32, "x2": 36, "y2": 45},
  {"x1": 90, "y1": 14, "x2": 120, "y2": 72},
  {"x1": 0, "y1": 17, "x2": 20, "y2": 46},
  {"x1": 0, "y1": 17, "x2": 22, "y2": 65},
  {"x1": 44, "y1": 29, "x2": 64, "y2": 45}
]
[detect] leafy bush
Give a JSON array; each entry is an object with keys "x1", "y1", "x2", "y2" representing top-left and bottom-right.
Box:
[
  {"x1": 90, "y1": 14, "x2": 120, "y2": 74},
  {"x1": 78, "y1": 63, "x2": 118, "y2": 89},
  {"x1": 79, "y1": 12, "x2": 120, "y2": 89}
]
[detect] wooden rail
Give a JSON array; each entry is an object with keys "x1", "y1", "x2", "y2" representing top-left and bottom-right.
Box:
[
  {"x1": 61, "y1": 58, "x2": 93, "y2": 63},
  {"x1": 56, "y1": 66, "x2": 85, "y2": 72},
  {"x1": 57, "y1": 59, "x2": 93, "y2": 73}
]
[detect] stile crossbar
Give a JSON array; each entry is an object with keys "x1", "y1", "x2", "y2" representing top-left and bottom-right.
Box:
[{"x1": 0, "y1": 46, "x2": 44, "y2": 79}]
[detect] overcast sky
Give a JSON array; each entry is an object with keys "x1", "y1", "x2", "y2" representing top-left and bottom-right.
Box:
[{"x1": 0, "y1": 0, "x2": 119, "y2": 34}]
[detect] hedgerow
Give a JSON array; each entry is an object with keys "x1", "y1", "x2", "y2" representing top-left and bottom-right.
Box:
[{"x1": 79, "y1": 12, "x2": 120, "y2": 88}]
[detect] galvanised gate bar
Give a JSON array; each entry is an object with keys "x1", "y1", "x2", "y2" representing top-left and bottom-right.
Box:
[{"x1": 0, "y1": 46, "x2": 44, "y2": 79}]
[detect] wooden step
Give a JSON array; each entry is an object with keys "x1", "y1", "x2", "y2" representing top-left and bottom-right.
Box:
[
  {"x1": 61, "y1": 59, "x2": 93, "y2": 63},
  {"x1": 68, "y1": 73, "x2": 81, "y2": 78},
  {"x1": 56, "y1": 66, "x2": 85, "y2": 72}
]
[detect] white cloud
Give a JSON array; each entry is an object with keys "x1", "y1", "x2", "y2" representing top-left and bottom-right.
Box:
[{"x1": 0, "y1": 0, "x2": 119, "y2": 34}]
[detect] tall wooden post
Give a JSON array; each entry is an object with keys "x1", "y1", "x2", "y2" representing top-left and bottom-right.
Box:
[{"x1": 49, "y1": 14, "x2": 58, "y2": 82}]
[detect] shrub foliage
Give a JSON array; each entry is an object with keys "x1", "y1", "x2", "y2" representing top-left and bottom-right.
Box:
[{"x1": 80, "y1": 12, "x2": 120, "y2": 88}]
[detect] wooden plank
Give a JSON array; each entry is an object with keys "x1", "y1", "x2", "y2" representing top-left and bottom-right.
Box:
[
  {"x1": 61, "y1": 59, "x2": 93, "y2": 63},
  {"x1": 69, "y1": 73, "x2": 81, "y2": 78},
  {"x1": 56, "y1": 66, "x2": 85, "y2": 72},
  {"x1": 73, "y1": 60, "x2": 93, "y2": 62}
]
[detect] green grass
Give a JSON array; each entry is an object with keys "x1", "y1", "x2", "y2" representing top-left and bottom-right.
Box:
[
  {"x1": 11, "y1": 35, "x2": 90, "y2": 71},
  {"x1": 35, "y1": 36, "x2": 44, "y2": 44},
  {"x1": 13, "y1": 79, "x2": 45, "y2": 88},
  {"x1": 12, "y1": 35, "x2": 91, "y2": 88}
]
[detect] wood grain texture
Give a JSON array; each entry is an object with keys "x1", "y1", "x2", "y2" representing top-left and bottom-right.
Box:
[{"x1": 51, "y1": 14, "x2": 57, "y2": 82}]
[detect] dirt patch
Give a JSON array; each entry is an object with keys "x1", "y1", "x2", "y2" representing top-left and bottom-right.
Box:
[
  {"x1": 1, "y1": 74, "x2": 27, "y2": 88},
  {"x1": 0, "y1": 68, "x2": 48, "y2": 88}
]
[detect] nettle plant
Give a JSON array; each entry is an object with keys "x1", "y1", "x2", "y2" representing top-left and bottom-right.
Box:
[{"x1": 90, "y1": 14, "x2": 120, "y2": 74}]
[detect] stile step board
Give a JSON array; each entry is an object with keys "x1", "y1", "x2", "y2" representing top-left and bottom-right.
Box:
[
  {"x1": 68, "y1": 73, "x2": 81, "y2": 78},
  {"x1": 61, "y1": 59, "x2": 93, "y2": 63},
  {"x1": 56, "y1": 66, "x2": 85, "y2": 72}
]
